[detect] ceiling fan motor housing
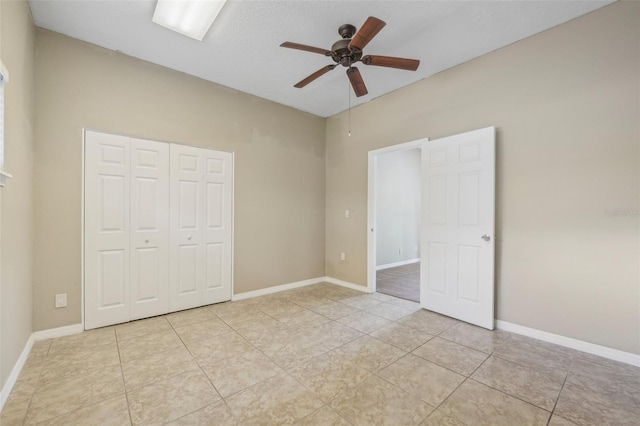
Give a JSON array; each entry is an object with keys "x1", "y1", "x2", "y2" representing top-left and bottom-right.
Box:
[
  {"x1": 331, "y1": 32, "x2": 362, "y2": 67},
  {"x1": 338, "y1": 24, "x2": 356, "y2": 39}
]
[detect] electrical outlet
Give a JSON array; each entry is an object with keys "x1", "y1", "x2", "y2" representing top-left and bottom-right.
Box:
[
  {"x1": 340, "y1": 252, "x2": 346, "y2": 261},
  {"x1": 55, "y1": 293, "x2": 67, "y2": 308}
]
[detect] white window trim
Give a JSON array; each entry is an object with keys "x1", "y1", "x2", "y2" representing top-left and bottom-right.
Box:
[
  {"x1": 0, "y1": 59, "x2": 11, "y2": 187},
  {"x1": 0, "y1": 61, "x2": 8, "y2": 82}
]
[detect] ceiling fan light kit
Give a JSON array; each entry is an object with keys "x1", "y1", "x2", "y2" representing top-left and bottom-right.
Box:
[
  {"x1": 152, "y1": 0, "x2": 227, "y2": 41},
  {"x1": 280, "y1": 16, "x2": 421, "y2": 97}
]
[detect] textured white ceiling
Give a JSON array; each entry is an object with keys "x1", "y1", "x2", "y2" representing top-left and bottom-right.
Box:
[{"x1": 29, "y1": 0, "x2": 612, "y2": 117}]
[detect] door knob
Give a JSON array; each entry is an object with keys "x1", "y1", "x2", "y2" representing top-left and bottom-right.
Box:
[
  {"x1": 187, "y1": 235, "x2": 192, "y2": 241},
  {"x1": 145, "y1": 239, "x2": 149, "y2": 243},
  {"x1": 481, "y1": 234, "x2": 491, "y2": 241}
]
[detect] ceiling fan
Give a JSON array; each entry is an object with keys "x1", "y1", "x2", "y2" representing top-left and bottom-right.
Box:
[{"x1": 280, "y1": 16, "x2": 420, "y2": 97}]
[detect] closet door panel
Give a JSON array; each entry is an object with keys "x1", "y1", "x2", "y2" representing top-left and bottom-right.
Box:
[
  {"x1": 178, "y1": 244, "x2": 199, "y2": 294},
  {"x1": 130, "y1": 138, "x2": 170, "y2": 320},
  {"x1": 170, "y1": 144, "x2": 205, "y2": 311},
  {"x1": 202, "y1": 150, "x2": 233, "y2": 303},
  {"x1": 85, "y1": 131, "x2": 131, "y2": 329}
]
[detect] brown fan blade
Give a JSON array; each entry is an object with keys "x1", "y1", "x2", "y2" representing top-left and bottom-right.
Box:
[
  {"x1": 362, "y1": 55, "x2": 420, "y2": 71},
  {"x1": 348, "y1": 16, "x2": 386, "y2": 52},
  {"x1": 294, "y1": 65, "x2": 337, "y2": 88},
  {"x1": 347, "y1": 67, "x2": 368, "y2": 97},
  {"x1": 280, "y1": 42, "x2": 332, "y2": 56}
]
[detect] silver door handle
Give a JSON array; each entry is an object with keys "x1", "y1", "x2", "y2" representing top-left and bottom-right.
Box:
[
  {"x1": 187, "y1": 235, "x2": 192, "y2": 241},
  {"x1": 481, "y1": 234, "x2": 491, "y2": 241}
]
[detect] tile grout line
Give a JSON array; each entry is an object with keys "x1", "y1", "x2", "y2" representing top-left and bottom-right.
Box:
[
  {"x1": 119, "y1": 317, "x2": 221, "y2": 422},
  {"x1": 212, "y1": 302, "x2": 321, "y2": 376},
  {"x1": 203, "y1": 311, "x2": 356, "y2": 423},
  {"x1": 407, "y1": 341, "x2": 482, "y2": 378},
  {"x1": 456, "y1": 343, "x2": 559, "y2": 418},
  {"x1": 295, "y1": 405, "x2": 355, "y2": 426},
  {"x1": 115, "y1": 327, "x2": 135, "y2": 426},
  {"x1": 466, "y1": 376, "x2": 556, "y2": 421},
  {"x1": 546, "y1": 358, "x2": 573, "y2": 425},
  {"x1": 165, "y1": 314, "x2": 229, "y2": 419},
  {"x1": 162, "y1": 327, "x2": 239, "y2": 426},
  {"x1": 18, "y1": 340, "x2": 51, "y2": 426},
  {"x1": 422, "y1": 332, "x2": 496, "y2": 423},
  {"x1": 419, "y1": 342, "x2": 519, "y2": 424},
  {"x1": 165, "y1": 312, "x2": 282, "y2": 424},
  {"x1": 283, "y1": 365, "x2": 341, "y2": 422},
  {"x1": 189, "y1": 301, "x2": 348, "y2": 421},
  {"x1": 30, "y1": 329, "x2": 135, "y2": 425},
  {"x1": 424, "y1": 376, "x2": 470, "y2": 423},
  {"x1": 416, "y1": 330, "x2": 485, "y2": 424}
]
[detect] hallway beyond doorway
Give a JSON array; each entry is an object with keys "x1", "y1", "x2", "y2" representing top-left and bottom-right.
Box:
[{"x1": 376, "y1": 262, "x2": 420, "y2": 302}]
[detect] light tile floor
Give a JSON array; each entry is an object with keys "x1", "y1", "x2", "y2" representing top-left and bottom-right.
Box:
[{"x1": 2, "y1": 283, "x2": 639, "y2": 425}]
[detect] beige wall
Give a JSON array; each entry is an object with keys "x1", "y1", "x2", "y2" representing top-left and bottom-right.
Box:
[
  {"x1": 33, "y1": 30, "x2": 326, "y2": 331},
  {"x1": 0, "y1": 0, "x2": 36, "y2": 386},
  {"x1": 4, "y1": 0, "x2": 637, "y2": 364},
  {"x1": 326, "y1": 1, "x2": 640, "y2": 354}
]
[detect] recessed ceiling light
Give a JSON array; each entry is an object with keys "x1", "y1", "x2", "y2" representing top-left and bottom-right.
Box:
[{"x1": 152, "y1": 0, "x2": 227, "y2": 41}]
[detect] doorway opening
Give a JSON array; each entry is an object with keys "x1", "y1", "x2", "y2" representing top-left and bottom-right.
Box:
[
  {"x1": 368, "y1": 128, "x2": 495, "y2": 329},
  {"x1": 367, "y1": 139, "x2": 426, "y2": 302}
]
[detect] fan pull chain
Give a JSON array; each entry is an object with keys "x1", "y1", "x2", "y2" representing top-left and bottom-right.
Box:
[{"x1": 348, "y1": 71, "x2": 351, "y2": 137}]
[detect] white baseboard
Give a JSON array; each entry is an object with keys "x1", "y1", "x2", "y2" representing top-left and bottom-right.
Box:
[
  {"x1": 496, "y1": 320, "x2": 640, "y2": 367},
  {"x1": 376, "y1": 258, "x2": 420, "y2": 271},
  {"x1": 232, "y1": 277, "x2": 326, "y2": 301},
  {"x1": 323, "y1": 277, "x2": 370, "y2": 293},
  {"x1": 33, "y1": 323, "x2": 84, "y2": 341},
  {"x1": 231, "y1": 276, "x2": 370, "y2": 301},
  {"x1": 0, "y1": 334, "x2": 34, "y2": 411},
  {"x1": 1, "y1": 323, "x2": 84, "y2": 411}
]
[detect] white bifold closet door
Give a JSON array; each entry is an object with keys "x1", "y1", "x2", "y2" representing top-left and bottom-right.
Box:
[
  {"x1": 170, "y1": 144, "x2": 232, "y2": 311},
  {"x1": 85, "y1": 131, "x2": 232, "y2": 330}
]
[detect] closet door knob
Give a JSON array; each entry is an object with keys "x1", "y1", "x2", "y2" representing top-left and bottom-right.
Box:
[
  {"x1": 145, "y1": 239, "x2": 149, "y2": 243},
  {"x1": 187, "y1": 235, "x2": 192, "y2": 241}
]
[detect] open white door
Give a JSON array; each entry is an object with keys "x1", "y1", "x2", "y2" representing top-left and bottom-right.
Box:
[{"x1": 420, "y1": 127, "x2": 495, "y2": 329}]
